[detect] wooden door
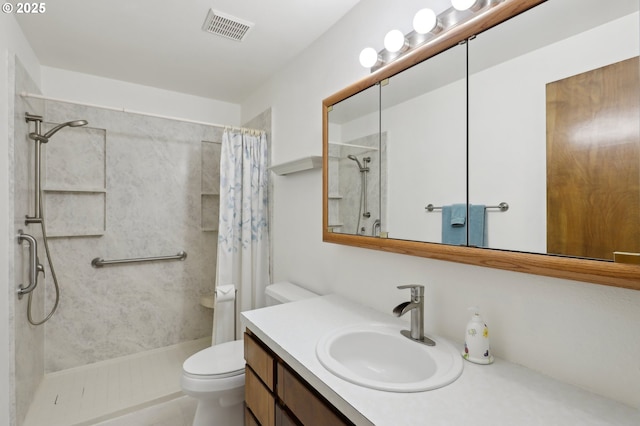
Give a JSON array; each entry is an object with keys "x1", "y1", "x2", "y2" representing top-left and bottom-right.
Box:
[{"x1": 546, "y1": 57, "x2": 640, "y2": 260}]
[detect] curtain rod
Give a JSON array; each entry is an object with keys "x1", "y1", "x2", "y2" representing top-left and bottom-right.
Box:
[{"x1": 20, "y1": 92, "x2": 262, "y2": 134}]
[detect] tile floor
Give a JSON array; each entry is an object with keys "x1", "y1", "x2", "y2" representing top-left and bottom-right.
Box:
[
  {"x1": 93, "y1": 396, "x2": 197, "y2": 426},
  {"x1": 23, "y1": 338, "x2": 210, "y2": 426}
]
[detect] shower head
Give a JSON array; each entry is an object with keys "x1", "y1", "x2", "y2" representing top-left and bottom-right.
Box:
[
  {"x1": 347, "y1": 154, "x2": 371, "y2": 172},
  {"x1": 347, "y1": 154, "x2": 364, "y2": 170},
  {"x1": 43, "y1": 120, "x2": 88, "y2": 138},
  {"x1": 29, "y1": 119, "x2": 88, "y2": 143}
]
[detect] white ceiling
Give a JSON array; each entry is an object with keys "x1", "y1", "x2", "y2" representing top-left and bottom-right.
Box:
[{"x1": 15, "y1": 0, "x2": 361, "y2": 103}]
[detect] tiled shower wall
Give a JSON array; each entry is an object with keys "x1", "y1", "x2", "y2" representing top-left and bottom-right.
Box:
[
  {"x1": 10, "y1": 57, "x2": 272, "y2": 421},
  {"x1": 39, "y1": 101, "x2": 224, "y2": 372},
  {"x1": 329, "y1": 132, "x2": 386, "y2": 236}
]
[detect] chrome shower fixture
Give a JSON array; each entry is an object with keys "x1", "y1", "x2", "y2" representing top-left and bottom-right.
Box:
[
  {"x1": 25, "y1": 113, "x2": 88, "y2": 224},
  {"x1": 347, "y1": 154, "x2": 370, "y2": 172},
  {"x1": 346, "y1": 155, "x2": 372, "y2": 231},
  {"x1": 28, "y1": 119, "x2": 88, "y2": 143},
  {"x1": 21, "y1": 113, "x2": 87, "y2": 326}
]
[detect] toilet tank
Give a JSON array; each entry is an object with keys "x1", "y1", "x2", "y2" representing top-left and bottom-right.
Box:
[{"x1": 265, "y1": 282, "x2": 317, "y2": 306}]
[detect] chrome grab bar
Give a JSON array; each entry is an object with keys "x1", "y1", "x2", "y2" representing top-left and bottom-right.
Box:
[
  {"x1": 17, "y1": 231, "x2": 44, "y2": 299},
  {"x1": 91, "y1": 251, "x2": 187, "y2": 268}
]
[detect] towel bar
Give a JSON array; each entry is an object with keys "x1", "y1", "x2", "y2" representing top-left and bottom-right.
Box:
[
  {"x1": 91, "y1": 251, "x2": 187, "y2": 268},
  {"x1": 425, "y1": 202, "x2": 509, "y2": 212}
]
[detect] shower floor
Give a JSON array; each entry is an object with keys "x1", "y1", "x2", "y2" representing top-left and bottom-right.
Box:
[{"x1": 22, "y1": 337, "x2": 211, "y2": 426}]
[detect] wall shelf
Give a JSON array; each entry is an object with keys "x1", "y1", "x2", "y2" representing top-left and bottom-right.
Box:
[
  {"x1": 47, "y1": 232, "x2": 105, "y2": 239},
  {"x1": 328, "y1": 141, "x2": 379, "y2": 151},
  {"x1": 270, "y1": 156, "x2": 322, "y2": 176},
  {"x1": 44, "y1": 187, "x2": 107, "y2": 193},
  {"x1": 201, "y1": 140, "x2": 221, "y2": 232}
]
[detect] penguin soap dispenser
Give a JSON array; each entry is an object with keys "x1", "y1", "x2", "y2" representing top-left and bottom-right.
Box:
[{"x1": 462, "y1": 307, "x2": 494, "y2": 364}]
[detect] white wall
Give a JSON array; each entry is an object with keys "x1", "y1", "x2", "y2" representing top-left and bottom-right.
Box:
[
  {"x1": 1, "y1": 12, "x2": 42, "y2": 426},
  {"x1": 41, "y1": 66, "x2": 241, "y2": 126},
  {"x1": 242, "y1": 0, "x2": 640, "y2": 408}
]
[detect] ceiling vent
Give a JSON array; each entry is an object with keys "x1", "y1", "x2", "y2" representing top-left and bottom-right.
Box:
[{"x1": 202, "y1": 9, "x2": 254, "y2": 42}]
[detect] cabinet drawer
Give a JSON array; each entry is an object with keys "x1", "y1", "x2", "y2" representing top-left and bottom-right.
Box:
[
  {"x1": 245, "y1": 332, "x2": 275, "y2": 390},
  {"x1": 275, "y1": 404, "x2": 297, "y2": 426},
  {"x1": 245, "y1": 366, "x2": 275, "y2": 426},
  {"x1": 278, "y1": 364, "x2": 350, "y2": 426},
  {"x1": 245, "y1": 404, "x2": 259, "y2": 426}
]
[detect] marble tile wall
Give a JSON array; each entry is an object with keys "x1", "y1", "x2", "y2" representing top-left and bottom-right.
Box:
[
  {"x1": 8, "y1": 67, "x2": 271, "y2": 423},
  {"x1": 332, "y1": 132, "x2": 387, "y2": 236},
  {"x1": 12, "y1": 58, "x2": 45, "y2": 426},
  {"x1": 201, "y1": 141, "x2": 221, "y2": 232},
  {"x1": 40, "y1": 101, "x2": 226, "y2": 372}
]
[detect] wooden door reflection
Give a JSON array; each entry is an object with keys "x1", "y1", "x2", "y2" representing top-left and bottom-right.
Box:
[{"x1": 546, "y1": 57, "x2": 640, "y2": 260}]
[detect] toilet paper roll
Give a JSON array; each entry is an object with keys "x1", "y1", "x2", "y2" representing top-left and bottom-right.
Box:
[{"x1": 215, "y1": 284, "x2": 236, "y2": 303}]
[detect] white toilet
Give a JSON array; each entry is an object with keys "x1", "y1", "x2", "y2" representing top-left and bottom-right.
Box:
[{"x1": 181, "y1": 282, "x2": 317, "y2": 426}]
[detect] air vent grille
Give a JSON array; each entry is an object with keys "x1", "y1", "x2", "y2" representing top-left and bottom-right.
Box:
[{"x1": 202, "y1": 9, "x2": 254, "y2": 42}]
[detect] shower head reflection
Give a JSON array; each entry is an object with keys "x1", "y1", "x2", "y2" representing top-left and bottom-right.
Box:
[{"x1": 347, "y1": 154, "x2": 370, "y2": 172}]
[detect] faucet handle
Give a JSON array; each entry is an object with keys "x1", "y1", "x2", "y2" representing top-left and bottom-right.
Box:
[{"x1": 397, "y1": 284, "x2": 424, "y2": 298}]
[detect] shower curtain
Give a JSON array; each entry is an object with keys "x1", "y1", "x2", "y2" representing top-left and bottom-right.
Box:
[{"x1": 213, "y1": 128, "x2": 270, "y2": 344}]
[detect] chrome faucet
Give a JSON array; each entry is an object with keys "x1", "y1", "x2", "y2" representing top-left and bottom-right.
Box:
[{"x1": 393, "y1": 285, "x2": 435, "y2": 346}]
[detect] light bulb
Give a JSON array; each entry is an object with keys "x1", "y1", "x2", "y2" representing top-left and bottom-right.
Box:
[
  {"x1": 452, "y1": 0, "x2": 477, "y2": 11},
  {"x1": 413, "y1": 8, "x2": 437, "y2": 34},
  {"x1": 359, "y1": 47, "x2": 379, "y2": 68},
  {"x1": 383, "y1": 29, "x2": 406, "y2": 53}
]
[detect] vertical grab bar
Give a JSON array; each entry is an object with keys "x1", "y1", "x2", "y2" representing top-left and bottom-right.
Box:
[{"x1": 17, "y1": 231, "x2": 43, "y2": 299}]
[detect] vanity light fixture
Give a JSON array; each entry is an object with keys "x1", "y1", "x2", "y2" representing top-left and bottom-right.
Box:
[
  {"x1": 359, "y1": 47, "x2": 382, "y2": 68},
  {"x1": 359, "y1": 0, "x2": 501, "y2": 72},
  {"x1": 383, "y1": 29, "x2": 408, "y2": 53},
  {"x1": 452, "y1": 0, "x2": 479, "y2": 11},
  {"x1": 413, "y1": 8, "x2": 438, "y2": 34}
]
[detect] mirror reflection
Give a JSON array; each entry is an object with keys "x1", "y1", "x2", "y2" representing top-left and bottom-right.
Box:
[
  {"x1": 468, "y1": 0, "x2": 639, "y2": 259},
  {"x1": 382, "y1": 43, "x2": 467, "y2": 243},
  {"x1": 326, "y1": 0, "x2": 639, "y2": 262},
  {"x1": 327, "y1": 84, "x2": 382, "y2": 236}
]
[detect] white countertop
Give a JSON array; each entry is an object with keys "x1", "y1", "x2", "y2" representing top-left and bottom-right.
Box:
[{"x1": 242, "y1": 294, "x2": 640, "y2": 426}]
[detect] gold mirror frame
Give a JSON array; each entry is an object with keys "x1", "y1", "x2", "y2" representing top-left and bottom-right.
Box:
[{"x1": 322, "y1": 0, "x2": 640, "y2": 291}]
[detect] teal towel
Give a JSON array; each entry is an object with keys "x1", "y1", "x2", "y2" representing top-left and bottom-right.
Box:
[
  {"x1": 468, "y1": 204, "x2": 486, "y2": 247},
  {"x1": 451, "y1": 203, "x2": 466, "y2": 227},
  {"x1": 442, "y1": 205, "x2": 466, "y2": 245},
  {"x1": 442, "y1": 204, "x2": 486, "y2": 247}
]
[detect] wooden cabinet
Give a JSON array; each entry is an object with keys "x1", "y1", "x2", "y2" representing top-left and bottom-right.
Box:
[
  {"x1": 245, "y1": 366, "x2": 275, "y2": 426},
  {"x1": 244, "y1": 331, "x2": 353, "y2": 426}
]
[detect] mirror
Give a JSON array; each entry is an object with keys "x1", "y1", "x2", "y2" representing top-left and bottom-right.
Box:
[
  {"x1": 328, "y1": 44, "x2": 468, "y2": 243},
  {"x1": 468, "y1": 0, "x2": 640, "y2": 259},
  {"x1": 322, "y1": 0, "x2": 640, "y2": 290},
  {"x1": 382, "y1": 43, "x2": 467, "y2": 243},
  {"x1": 327, "y1": 84, "x2": 381, "y2": 236}
]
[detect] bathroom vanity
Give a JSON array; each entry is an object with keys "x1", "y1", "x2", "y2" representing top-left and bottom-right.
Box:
[
  {"x1": 242, "y1": 295, "x2": 640, "y2": 426},
  {"x1": 244, "y1": 329, "x2": 352, "y2": 426}
]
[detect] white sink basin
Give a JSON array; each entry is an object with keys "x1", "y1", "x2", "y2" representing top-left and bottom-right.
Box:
[{"x1": 316, "y1": 323, "x2": 463, "y2": 392}]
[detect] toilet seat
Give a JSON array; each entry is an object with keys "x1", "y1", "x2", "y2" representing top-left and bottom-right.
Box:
[{"x1": 183, "y1": 339, "x2": 245, "y2": 379}]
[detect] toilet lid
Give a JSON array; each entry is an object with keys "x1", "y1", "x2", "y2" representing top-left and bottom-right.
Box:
[{"x1": 183, "y1": 340, "x2": 244, "y2": 378}]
